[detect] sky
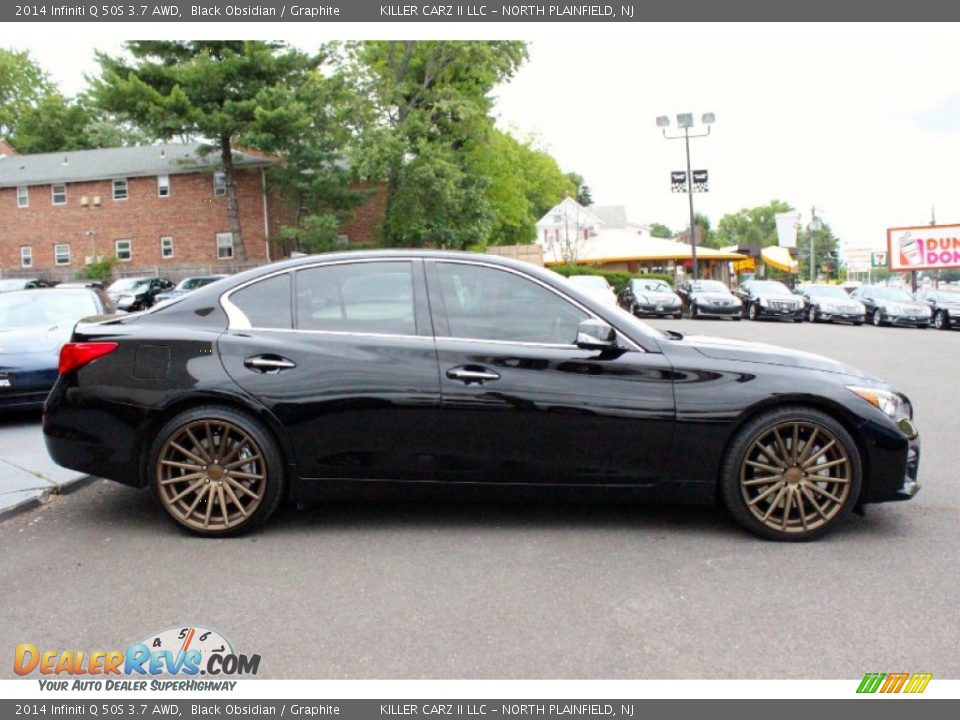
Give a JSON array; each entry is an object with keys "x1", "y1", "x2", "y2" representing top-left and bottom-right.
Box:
[{"x1": 11, "y1": 24, "x2": 960, "y2": 264}]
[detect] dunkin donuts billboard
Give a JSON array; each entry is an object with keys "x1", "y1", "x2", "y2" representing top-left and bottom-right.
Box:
[{"x1": 887, "y1": 224, "x2": 960, "y2": 271}]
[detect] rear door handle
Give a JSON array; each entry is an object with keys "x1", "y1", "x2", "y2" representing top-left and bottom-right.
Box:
[
  {"x1": 244, "y1": 355, "x2": 297, "y2": 373},
  {"x1": 446, "y1": 366, "x2": 500, "y2": 385}
]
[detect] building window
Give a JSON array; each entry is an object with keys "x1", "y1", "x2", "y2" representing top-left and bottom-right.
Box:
[
  {"x1": 17, "y1": 186, "x2": 29, "y2": 208},
  {"x1": 157, "y1": 175, "x2": 170, "y2": 197},
  {"x1": 51, "y1": 183, "x2": 67, "y2": 205},
  {"x1": 112, "y1": 178, "x2": 129, "y2": 201},
  {"x1": 216, "y1": 232, "x2": 234, "y2": 259},
  {"x1": 160, "y1": 236, "x2": 174, "y2": 259},
  {"x1": 54, "y1": 243, "x2": 70, "y2": 266},
  {"x1": 213, "y1": 172, "x2": 227, "y2": 197},
  {"x1": 115, "y1": 239, "x2": 132, "y2": 262},
  {"x1": 20, "y1": 246, "x2": 32, "y2": 268}
]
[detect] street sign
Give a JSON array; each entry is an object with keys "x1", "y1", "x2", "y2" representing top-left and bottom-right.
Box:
[
  {"x1": 692, "y1": 169, "x2": 709, "y2": 192},
  {"x1": 871, "y1": 251, "x2": 888, "y2": 268}
]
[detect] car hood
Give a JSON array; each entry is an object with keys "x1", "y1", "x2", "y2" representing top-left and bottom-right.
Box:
[
  {"x1": 0, "y1": 324, "x2": 73, "y2": 355},
  {"x1": 693, "y1": 292, "x2": 737, "y2": 302},
  {"x1": 680, "y1": 334, "x2": 881, "y2": 381},
  {"x1": 637, "y1": 291, "x2": 678, "y2": 301}
]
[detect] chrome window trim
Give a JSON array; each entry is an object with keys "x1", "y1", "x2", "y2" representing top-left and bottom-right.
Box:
[{"x1": 220, "y1": 256, "x2": 643, "y2": 352}]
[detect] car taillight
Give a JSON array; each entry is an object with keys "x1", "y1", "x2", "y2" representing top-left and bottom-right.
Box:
[{"x1": 58, "y1": 342, "x2": 118, "y2": 375}]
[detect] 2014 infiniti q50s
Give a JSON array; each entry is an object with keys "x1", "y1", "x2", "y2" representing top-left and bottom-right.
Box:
[{"x1": 42, "y1": 251, "x2": 920, "y2": 540}]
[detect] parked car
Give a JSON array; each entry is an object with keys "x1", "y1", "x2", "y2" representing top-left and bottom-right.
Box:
[
  {"x1": 106, "y1": 277, "x2": 174, "y2": 312},
  {"x1": 0, "y1": 278, "x2": 56, "y2": 293},
  {"x1": 0, "y1": 288, "x2": 114, "y2": 410},
  {"x1": 795, "y1": 284, "x2": 866, "y2": 325},
  {"x1": 735, "y1": 280, "x2": 804, "y2": 322},
  {"x1": 154, "y1": 275, "x2": 229, "y2": 305},
  {"x1": 678, "y1": 279, "x2": 742, "y2": 320},
  {"x1": 563, "y1": 274, "x2": 618, "y2": 306},
  {"x1": 851, "y1": 285, "x2": 932, "y2": 328},
  {"x1": 913, "y1": 288, "x2": 960, "y2": 330},
  {"x1": 57, "y1": 281, "x2": 106, "y2": 291},
  {"x1": 618, "y1": 278, "x2": 682, "y2": 318},
  {"x1": 44, "y1": 251, "x2": 920, "y2": 541}
]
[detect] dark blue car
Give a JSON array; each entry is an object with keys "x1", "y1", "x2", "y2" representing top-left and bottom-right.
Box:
[{"x1": 0, "y1": 288, "x2": 115, "y2": 410}]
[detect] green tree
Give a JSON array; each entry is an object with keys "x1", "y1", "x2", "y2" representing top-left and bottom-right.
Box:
[
  {"x1": 715, "y1": 200, "x2": 794, "y2": 248},
  {"x1": 0, "y1": 48, "x2": 54, "y2": 138},
  {"x1": 649, "y1": 223, "x2": 673, "y2": 239},
  {"x1": 694, "y1": 212, "x2": 719, "y2": 248},
  {"x1": 797, "y1": 222, "x2": 841, "y2": 281},
  {"x1": 9, "y1": 93, "x2": 148, "y2": 154},
  {"x1": 94, "y1": 41, "x2": 322, "y2": 262},
  {"x1": 342, "y1": 40, "x2": 528, "y2": 248},
  {"x1": 565, "y1": 171, "x2": 592, "y2": 206},
  {"x1": 472, "y1": 129, "x2": 574, "y2": 246}
]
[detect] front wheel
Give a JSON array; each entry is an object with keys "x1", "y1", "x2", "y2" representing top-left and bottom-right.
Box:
[
  {"x1": 872, "y1": 309, "x2": 884, "y2": 327},
  {"x1": 807, "y1": 306, "x2": 818, "y2": 323},
  {"x1": 935, "y1": 310, "x2": 948, "y2": 330},
  {"x1": 748, "y1": 303, "x2": 760, "y2": 321},
  {"x1": 149, "y1": 406, "x2": 285, "y2": 537},
  {"x1": 690, "y1": 303, "x2": 699, "y2": 319},
  {"x1": 720, "y1": 406, "x2": 862, "y2": 541}
]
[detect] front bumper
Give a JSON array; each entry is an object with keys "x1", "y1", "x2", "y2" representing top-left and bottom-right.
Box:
[
  {"x1": 634, "y1": 301, "x2": 682, "y2": 316},
  {"x1": 881, "y1": 312, "x2": 930, "y2": 327},
  {"x1": 860, "y1": 417, "x2": 921, "y2": 504},
  {"x1": 696, "y1": 303, "x2": 741, "y2": 317},
  {"x1": 817, "y1": 308, "x2": 864, "y2": 323},
  {"x1": 757, "y1": 304, "x2": 804, "y2": 320}
]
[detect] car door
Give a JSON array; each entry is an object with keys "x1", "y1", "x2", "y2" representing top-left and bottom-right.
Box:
[
  {"x1": 217, "y1": 259, "x2": 443, "y2": 481},
  {"x1": 424, "y1": 259, "x2": 676, "y2": 487}
]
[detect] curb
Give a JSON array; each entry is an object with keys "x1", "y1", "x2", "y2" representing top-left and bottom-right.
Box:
[{"x1": 0, "y1": 475, "x2": 98, "y2": 524}]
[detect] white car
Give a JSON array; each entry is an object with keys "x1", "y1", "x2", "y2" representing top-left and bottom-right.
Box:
[{"x1": 565, "y1": 275, "x2": 619, "y2": 307}]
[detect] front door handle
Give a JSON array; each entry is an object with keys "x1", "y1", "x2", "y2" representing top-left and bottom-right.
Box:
[
  {"x1": 446, "y1": 365, "x2": 501, "y2": 385},
  {"x1": 244, "y1": 354, "x2": 297, "y2": 374}
]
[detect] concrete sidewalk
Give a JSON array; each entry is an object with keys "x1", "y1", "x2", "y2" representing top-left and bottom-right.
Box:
[{"x1": 0, "y1": 412, "x2": 90, "y2": 518}]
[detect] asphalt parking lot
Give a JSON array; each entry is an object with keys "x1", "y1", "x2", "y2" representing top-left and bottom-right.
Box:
[{"x1": 1, "y1": 318, "x2": 958, "y2": 679}]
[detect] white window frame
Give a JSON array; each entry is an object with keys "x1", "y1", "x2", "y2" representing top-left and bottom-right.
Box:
[
  {"x1": 51, "y1": 183, "x2": 67, "y2": 205},
  {"x1": 115, "y1": 239, "x2": 132, "y2": 262},
  {"x1": 213, "y1": 172, "x2": 227, "y2": 197},
  {"x1": 54, "y1": 243, "x2": 70, "y2": 266},
  {"x1": 157, "y1": 175, "x2": 170, "y2": 197},
  {"x1": 112, "y1": 178, "x2": 129, "y2": 201},
  {"x1": 216, "y1": 232, "x2": 234, "y2": 260},
  {"x1": 20, "y1": 246, "x2": 32, "y2": 268},
  {"x1": 160, "y1": 236, "x2": 174, "y2": 259},
  {"x1": 17, "y1": 186, "x2": 29, "y2": 208}
]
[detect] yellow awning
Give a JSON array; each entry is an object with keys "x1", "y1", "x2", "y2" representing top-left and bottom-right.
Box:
[{"x1": 761, "y1": 245, "x2": 798, "y2": 273}]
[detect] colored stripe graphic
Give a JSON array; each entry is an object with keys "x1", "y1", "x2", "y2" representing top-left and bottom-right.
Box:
[{"x1": 857, "y1": 672, "x2": 932, "y2": 694}]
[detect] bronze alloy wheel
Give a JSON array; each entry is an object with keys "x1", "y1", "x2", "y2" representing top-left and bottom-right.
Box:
[
  {"x1": 738, "y1": 420, "x2": 852, "y2": 535},
  {"x1": 156, "y1": 419, "x2": 268, "y2": 532}
]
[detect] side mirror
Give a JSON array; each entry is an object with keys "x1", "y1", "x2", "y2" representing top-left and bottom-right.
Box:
[{"x1": 576, "y1": 319, "x2": 617, "y2": 349}]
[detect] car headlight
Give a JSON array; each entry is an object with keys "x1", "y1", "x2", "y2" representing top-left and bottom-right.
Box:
[
  {"x1": 759, "y1": 297, "x2": 769, "y2": 307},
  {"x1": 847, "y1": 386, "x2": 912, "y2": 421},
  {"x1": 921, "y1": 306, "x2": 932, "y2": 317},
  {"x1": 731, "y1": 297, "x2": 742, "y2": 306},
  {"x1": 636, "y1": 294, "x2": 648, "y2": 303}
]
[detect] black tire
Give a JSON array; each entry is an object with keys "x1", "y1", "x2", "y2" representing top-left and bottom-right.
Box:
[
  {"x1": 807, "y1": 305, "x2": 818, "y2": 323},
  {"x1": 732, "y1": 316, "x2": 742, "y2": 322},
  {"x1": 148, "y1": 405, "x2": 285, "y2": 537},
  {"x1": 935, "y1": 311, "x2": 948, "y2": 330},
  {"x1": 673, "y1": 313, "x2": 682, "y2": 320},
  {"x1": 871, "y1": 309, "x2": 884, "y2": 327},
  {"x1": 719, "y1": 406, "x2": 862, "y2": 541},
  {"x1": 748, "y1": 303, "x2": 760, "y2": 321},
  {"x1": 853, "y1": 321, "x2": 863, "y2": 327},
  {"x1": 690, "y1": 303, "x2": 699, "y2": 319}
]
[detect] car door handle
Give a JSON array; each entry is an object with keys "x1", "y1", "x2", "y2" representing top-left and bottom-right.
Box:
[
  {"x1": 446, "y1": 366, "x2": 501, "y2": 384},
  {"x1": 244, "y1": 355, "x2": 297, "y2": 373}
]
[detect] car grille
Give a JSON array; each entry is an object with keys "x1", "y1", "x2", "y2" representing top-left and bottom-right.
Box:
[{"x1": 770, "y1": 300, "x2": 799, "y2": 311}]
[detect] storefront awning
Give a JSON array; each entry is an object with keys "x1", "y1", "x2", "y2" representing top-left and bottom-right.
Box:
[{"x1": 761, "y1": 245, "x2": 798, "y2": 273}]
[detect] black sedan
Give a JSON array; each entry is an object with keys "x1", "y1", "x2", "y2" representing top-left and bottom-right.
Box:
[
  {"x1": 851, "y1": 285, "x2": 932, "y2": 328},
  {"x1": 618, "y1": 278, "x2": 683, "y2": 318},
  {"x1": 734, "y1": 280, "x2": 805, "y2": 322},
  {"x1": 154, "y1": 274, "x2": 229, "y2": 305},
  {"x1": 795, "y1": 284, "x2": 866, "y2": 325},
  {"x1": 0, "y1": 278, "x2": 56, "y2": 292},
  {"x1": 43, "y1": 251, "x2": 920, "y2": 541},
  {"x1": 678, "y1": 280, "x2": 743, "y2": 320},
  {"x1": 914, "y1": 288, "x2": 960, "y2": 330},
  {"x1": 0, "y1": 288, "x2": 115, "y2": 410},
  {"x1": 106, "y1": 277, "x2": 174, "y2": 312}
]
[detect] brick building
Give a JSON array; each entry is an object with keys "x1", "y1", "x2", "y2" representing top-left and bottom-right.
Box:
[{"x1": 0, "y1": 141, "x2": 386, "y2": 281}]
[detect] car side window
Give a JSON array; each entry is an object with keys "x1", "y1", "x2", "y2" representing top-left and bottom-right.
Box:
[
  {"x1": 296, "y1": 262, "x2": 416, "y2": 336},
  {"x1": 435, "y1": 263, "x2": 588, "y2": 344},
  {"x1": 230, "y1": 273, "x2": 292, "y2": 329}
]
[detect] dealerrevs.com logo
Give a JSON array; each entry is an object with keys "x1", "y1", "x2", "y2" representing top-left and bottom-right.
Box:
[
  {"x1": 15, "y1": 626, "x2": 260, "y2": 691},
  {"x1": 857, "y1": 672, "x2": 933, "y2": 694}
]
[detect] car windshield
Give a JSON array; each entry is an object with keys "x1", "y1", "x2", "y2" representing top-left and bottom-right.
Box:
[
  {"x1": 567, "y1": 276, "x2": 611, "y2": 290},
  {"x1": 108, "y1": 278, "x2": 150, "y2": 292},
  {"x1": 872, "y1": 287, "x2": 914, "y2": 302},
  {"x1": 749, "y1": 281, "x2": 794, "y2": 297},
  {"x1": 0, "y1": 279, "x2": 28, "y2": 292},
  {"x1": 176, "y1": 278, "x2": 208, "y2": 291},
  {"x1": 692, "y1": 280, "x2": 729, "y2": 293},
  {"x1": 802, "y1": 285, "x2": 849, "y2": 299},
  {"x1": 0, "y1": 291, "x2": 98, "y2": 330},
  {"x1": 634, "y1": 280, "x2": 672, "y2": 293}
]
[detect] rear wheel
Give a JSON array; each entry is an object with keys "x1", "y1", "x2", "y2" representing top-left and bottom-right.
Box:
[
  {"x1": 720, "y1": 406, "x2": 862, "y2": 541},
  {"x1": 150, "y1": 406, "x2": 285, "y2": 537}
]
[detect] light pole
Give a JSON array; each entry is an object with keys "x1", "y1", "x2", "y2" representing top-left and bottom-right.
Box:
[
  {"x1": 657, "y1": 112, "x2": 714, "y2": 280},
  {"x1": 808, "y1": 207, "x2": 822, "y2": 282}
]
